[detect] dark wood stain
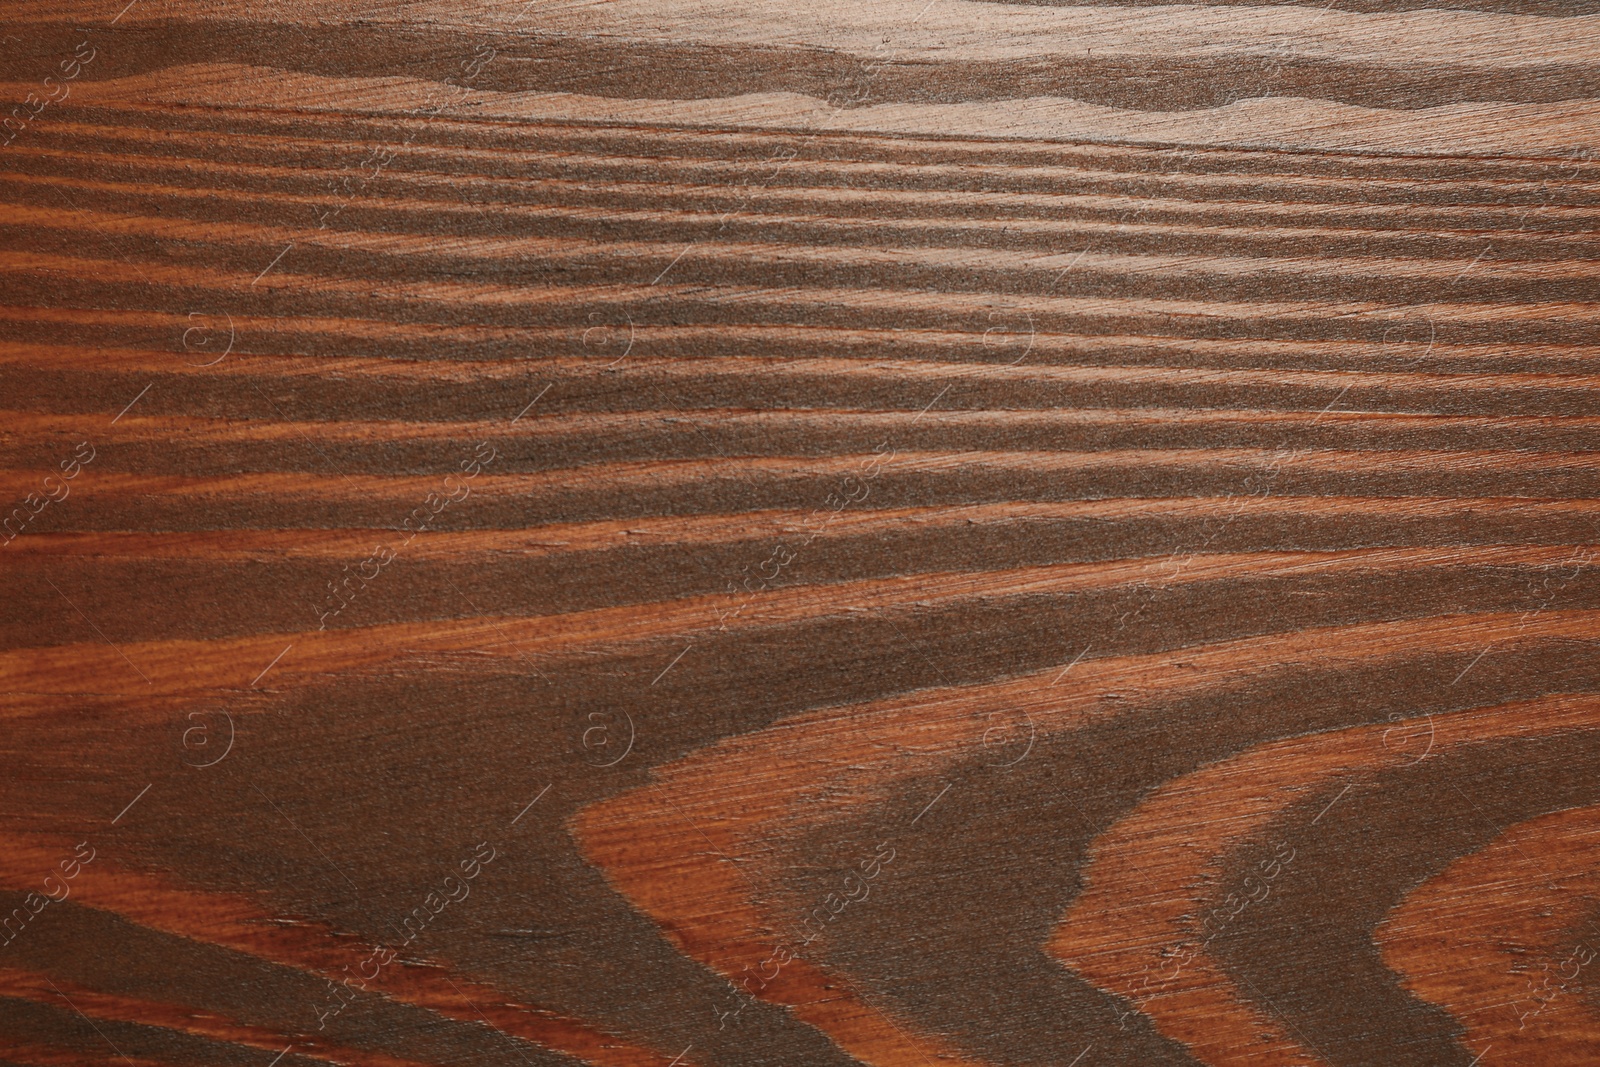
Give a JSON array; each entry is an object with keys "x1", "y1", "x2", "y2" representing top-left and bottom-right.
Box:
[{"x1": 2, "y1": 3, "x2": 1599, "y2": 1066}]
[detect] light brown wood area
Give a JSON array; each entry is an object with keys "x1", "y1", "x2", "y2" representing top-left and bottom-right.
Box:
[{"x1": 2, "y1": 0, "x2": 1600, "y2": 1064}]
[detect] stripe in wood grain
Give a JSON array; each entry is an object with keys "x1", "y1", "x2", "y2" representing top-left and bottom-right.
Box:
[
  {"x1": 1381, "y1": 803, "x2": 1600, "y2": 1065},
  {"x1": 1052, "y1": 693, "x2": 1600, "y2": 1064},
  {"x1": 0, "y1": 967, "x2": 445, "y2": 1067},
  {"x1": 41, "y1": 66, "x2": 1600, "y2": 156},
  {"x1": 14, "y1": 3, "x2": 1600, "y2": 76},
  {"x1": 18, "y1": 108, "x2": 1600, "y2": 205},
  {"x1": 11, "y1": 202, "x2": 1600, "y2": 312},
  {"x1": 1204, "y1": 731, "x2": 1600, "y2": 1064},
  {"x1": 572, "y1": 615, "x2": 1600, "y2": 1065},
  {"x1": 7, "y1": 26, "x2": 1600, "y2": 115},
  {"x1": 21, "y1": 544, "x2": 1596, "y2": 690},
  {"x1": 0, "y1": 498, "x2": 1594, "y2": 640},
  {"x1": 5, "y1": 248, "x2": 1596, "y2": 349},
  {"x1": 0, "y1": 848, "x2": 696, "y2": 1067},
  {"x1": 10, "y1": 161, "x2": 1600, "y2": 277}
]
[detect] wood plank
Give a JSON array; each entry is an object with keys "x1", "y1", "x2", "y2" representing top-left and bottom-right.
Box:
[{"x1": 2, "y1": 1, "x2": 1599, "y2": 1064}]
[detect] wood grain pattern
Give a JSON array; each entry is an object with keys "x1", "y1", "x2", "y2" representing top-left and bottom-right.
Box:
[{"x1": 1, "y1": 0, "x2": 1598, "y2": 1063}]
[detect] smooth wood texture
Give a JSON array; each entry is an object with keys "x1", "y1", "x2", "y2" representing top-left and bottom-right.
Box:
[{"x1": 1, "y1": 0, "x2": 1599, "y2": 1064}]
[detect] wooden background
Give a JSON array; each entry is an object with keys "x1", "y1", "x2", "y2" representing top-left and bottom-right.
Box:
[{"x1": 2, "y1": 0, "x2": 1599, "y2": 1064}]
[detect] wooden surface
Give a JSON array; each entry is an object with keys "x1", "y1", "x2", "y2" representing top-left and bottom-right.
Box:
[{"x1": 2, "y1": 0, "x2": 1600, "y2": 1064}]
